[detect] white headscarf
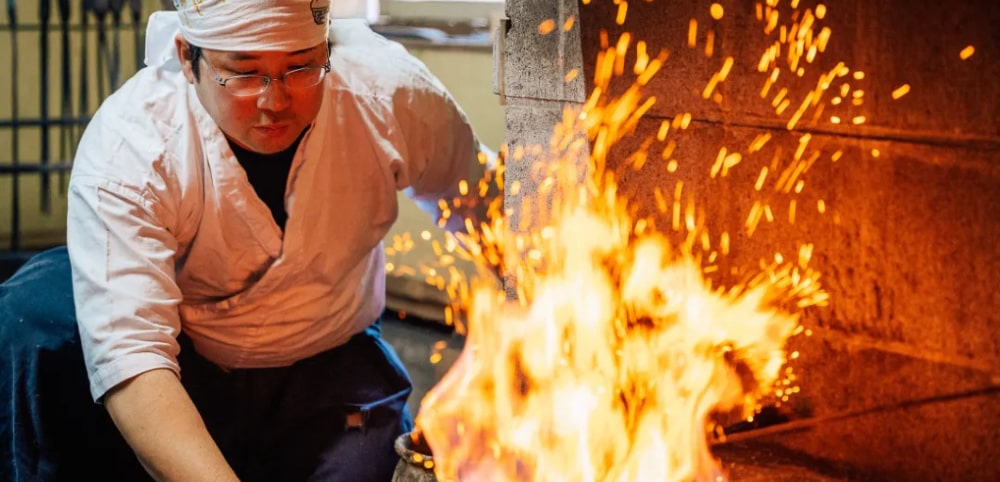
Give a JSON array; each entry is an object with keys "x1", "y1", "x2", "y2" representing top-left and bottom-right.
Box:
[{"x1": 144, "y1": 0, "x2": 332, "y2": 70}]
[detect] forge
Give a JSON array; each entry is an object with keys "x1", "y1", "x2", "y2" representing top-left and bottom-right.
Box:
[{"x1": 395, "y1": 1, "x2": 999, "y2": 481}]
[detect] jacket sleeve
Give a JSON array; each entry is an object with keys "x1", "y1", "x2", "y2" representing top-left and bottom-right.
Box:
[
  {"x1": 366, "y1": 42, "x2": 497, "y2": 232},
  {"x1": 66, "y1": 109, "x2": 184, "y2": 403},
  {"x1": 329, "y1": 19, "x2": 500, "y2": 234},
  {"x1": 391, "y1": 75, "x2": 498, "y2": 234}
]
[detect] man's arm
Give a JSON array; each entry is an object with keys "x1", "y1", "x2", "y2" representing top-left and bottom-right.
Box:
[
  {"x1": 67, "y1": 134, "x2": 236, "y2": 479},
  {"x1": 104, "y1": 369, "x2": 239, "y2": 482},
  {"x1": 67, "y1": 179, "x2": 231, "y2": 480}
]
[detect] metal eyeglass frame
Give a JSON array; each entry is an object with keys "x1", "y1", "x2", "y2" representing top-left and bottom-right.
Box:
[{"x1": 200, "y1": 54, "x2": 332, "y2": 97}]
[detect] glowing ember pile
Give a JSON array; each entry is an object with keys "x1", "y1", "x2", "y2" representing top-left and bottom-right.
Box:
[{"x1": 377, "y1": 0, "x2": 931, "y2": 480}]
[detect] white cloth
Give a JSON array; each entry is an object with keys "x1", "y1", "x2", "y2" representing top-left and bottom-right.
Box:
[
  {"x1": 67, "y1": 19, "x2": 482, "y2": 401},
  {"x1": 143, "y1": 2, "x2": 376, "y2": 70},
  {"x1": 144, "y1": 11, "x2": 184, "y2": 70},
  {"x1": 172, "y1": 0, "x2": 329, "y2": 52}
]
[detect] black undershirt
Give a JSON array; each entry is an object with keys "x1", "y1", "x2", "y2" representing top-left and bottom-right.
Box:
[{"x1": 227, "y1": 130, "x2": 306, "y2": 231}]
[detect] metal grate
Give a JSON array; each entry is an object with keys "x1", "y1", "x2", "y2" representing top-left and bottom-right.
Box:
[{"x1": 1, "y1": 0, "x2": 149, "y2": 252}]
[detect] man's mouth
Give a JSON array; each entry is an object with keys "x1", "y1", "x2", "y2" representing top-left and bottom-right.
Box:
[{"x1": 254, "y1": 124, "x2": 290, "y2": 136}]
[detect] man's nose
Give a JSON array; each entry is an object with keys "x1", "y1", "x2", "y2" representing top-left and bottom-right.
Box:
[{"x1": 257, "y1": 79, "x2": 290, "y2": 112}]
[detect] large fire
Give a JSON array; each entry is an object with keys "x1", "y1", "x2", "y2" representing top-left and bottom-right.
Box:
[
  {"x1": 415, "y1": 203, "x2": 812, "y2": 481},
  {"x1": 380, "y1": 0, "x2": 906, "y2": 480}
]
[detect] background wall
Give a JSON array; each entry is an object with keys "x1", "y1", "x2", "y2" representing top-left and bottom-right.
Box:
[{"x1": 0, "y1": 0, "x2": 164, "y2": 248}]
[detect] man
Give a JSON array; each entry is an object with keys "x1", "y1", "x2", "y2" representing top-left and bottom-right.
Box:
[{"x1": 0, "y1": 0, "x2": 492, "y2": 480}]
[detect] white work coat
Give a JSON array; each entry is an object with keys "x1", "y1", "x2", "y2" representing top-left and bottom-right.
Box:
[{"x1": 67, "y1": 20, "x2": 482, "y2": 401}]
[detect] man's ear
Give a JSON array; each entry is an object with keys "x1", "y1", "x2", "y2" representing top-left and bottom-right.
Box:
[{"x1": 175, "y1": 34, "x2": 196, "y2": 84}]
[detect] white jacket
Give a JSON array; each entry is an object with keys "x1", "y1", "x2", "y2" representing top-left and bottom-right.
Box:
[{"x1": 67, "y1": 20, "x2": 482, "y2": 401}]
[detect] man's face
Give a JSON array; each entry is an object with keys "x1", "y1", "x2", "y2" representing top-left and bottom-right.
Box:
[{"x1": 178, "y1": 38, "x2": 328, "y2": 154}]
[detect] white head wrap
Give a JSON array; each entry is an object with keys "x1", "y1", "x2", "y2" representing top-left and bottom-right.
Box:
[{"x1": 144, "y1": 0, "x2": 333, "y2": 71}]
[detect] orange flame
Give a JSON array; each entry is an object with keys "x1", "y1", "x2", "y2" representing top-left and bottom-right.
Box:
[{"x1": 418, "y1": 200, "x2": 806, "y2": 480}]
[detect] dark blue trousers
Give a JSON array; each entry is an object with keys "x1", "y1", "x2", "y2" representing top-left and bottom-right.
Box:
[{"x1": 0, "y1": 247, "x2": 413, "y2": 482}]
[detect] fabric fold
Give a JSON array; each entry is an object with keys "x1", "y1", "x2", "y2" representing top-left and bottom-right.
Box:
[{"x1": 145, "y1": 0, "x2": 333, "y2": 69}]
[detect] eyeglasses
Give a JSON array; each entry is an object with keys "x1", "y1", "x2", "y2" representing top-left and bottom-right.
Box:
[{"x1": 201, "y1": 56, "x2": 332, "y2": 97}]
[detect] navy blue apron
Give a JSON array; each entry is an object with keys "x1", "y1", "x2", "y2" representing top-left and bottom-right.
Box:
[{"x1": 0, "y1": 246, "x2": 413, "y2": 482}]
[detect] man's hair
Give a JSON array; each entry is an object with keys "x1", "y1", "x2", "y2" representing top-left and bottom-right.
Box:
[{"x1": 189, "y1": 43, "x2": 204, "y2": 81}]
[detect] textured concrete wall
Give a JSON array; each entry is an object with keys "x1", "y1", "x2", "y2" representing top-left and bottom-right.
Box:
[
  {"x1": 503, "y1": 0, "x2": 999, "y2": 480},
  {"x1": 501, "y1": 0, "x2": 586, "y2": 226}
]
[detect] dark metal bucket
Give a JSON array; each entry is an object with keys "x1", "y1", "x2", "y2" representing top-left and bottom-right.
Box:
[{"x1": 391, "y1": 432, "x2": 438, "y2": 482}]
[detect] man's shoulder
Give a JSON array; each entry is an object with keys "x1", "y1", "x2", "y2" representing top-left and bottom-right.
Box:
[
  {"x1": 87, "y1": 67, "x2": 191, "y2": 148},
  {"x1": 327, "y1": 20, "x2": 445, "y2": 99},
  {"x1": 74, "y1": 67, "x2": 193, "y2": 179},
  {"x1": 102, "y1": 67, "x2": 189, "y2": 121}
]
